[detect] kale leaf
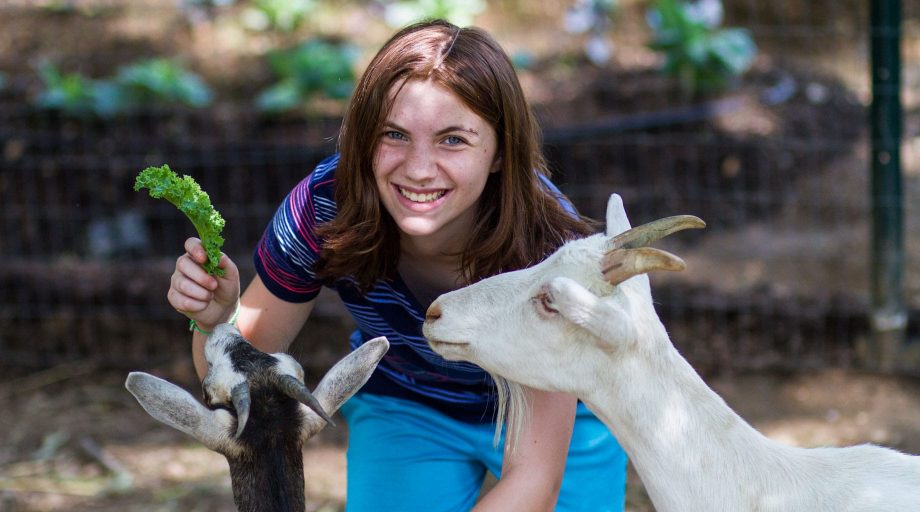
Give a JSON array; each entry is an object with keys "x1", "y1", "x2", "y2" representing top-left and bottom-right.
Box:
[{"x1": 134, "y1": 165, "x2": 226, "y2": 276}]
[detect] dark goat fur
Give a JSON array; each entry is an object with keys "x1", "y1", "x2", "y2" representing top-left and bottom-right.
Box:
[{"x1": 223, "y1": 339, "x2": 308, "y2": 512}]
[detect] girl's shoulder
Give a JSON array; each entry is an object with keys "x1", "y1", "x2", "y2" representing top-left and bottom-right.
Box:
[
  {"x1": 536, "y1": 171, "x2": 578, "y2": 216},
  {"x1": 305, "y1": 153, "x2": 340, "y2": 190},
  {"x1": 282, "y1": 154, "x2": 340, "y2": 226}
]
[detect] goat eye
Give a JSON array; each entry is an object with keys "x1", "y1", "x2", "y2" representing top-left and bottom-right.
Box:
[{"x1": 533, "y1": 291, "x2": 558, "y2": 316}]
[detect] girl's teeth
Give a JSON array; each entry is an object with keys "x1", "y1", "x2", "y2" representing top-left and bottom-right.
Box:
[{"x1": 400, "y1": 188, "x2": 444, "y2": 203}]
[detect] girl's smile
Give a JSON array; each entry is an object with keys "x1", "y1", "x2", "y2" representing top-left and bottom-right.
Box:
[{"x1": 395, "y1": 184, "x2": 449, "y2": 206}]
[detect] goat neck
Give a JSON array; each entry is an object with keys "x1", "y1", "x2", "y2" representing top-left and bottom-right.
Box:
[
  {"x1": 573, "y1": 303, "x2": 771, "y2": 511},
  {"x1": 225, "y1": 382, "x2": 307, "y2": 512}
]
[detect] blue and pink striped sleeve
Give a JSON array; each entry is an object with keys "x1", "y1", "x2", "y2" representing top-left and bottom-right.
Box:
[{"x1": 254, "y1": 155, "x2": 340, "y2": 303}]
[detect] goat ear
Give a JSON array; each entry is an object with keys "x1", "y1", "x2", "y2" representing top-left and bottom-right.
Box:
[
  {"x1": 605, "y1": 193, "x2": 632, "y2": 237},
  {"x1": 126, "y1": 372, "x2": 236, "y2": 453},
  {"x1": 545, "y1": 277, "x2": 636, "y2": 348},
  {"x1": 300, "y1": 337, "x2": 390, "y2": 437}
]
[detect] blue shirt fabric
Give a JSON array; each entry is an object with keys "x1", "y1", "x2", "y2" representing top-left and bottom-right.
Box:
[{"x1": 254, "y1": 154, "x2": 575, "y2": 423}]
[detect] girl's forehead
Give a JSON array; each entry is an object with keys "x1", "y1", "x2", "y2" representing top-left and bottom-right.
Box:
[
  {"x1": 386, "y1": 79, "x2": 485, "y2": 126},
  {"x1": 387, "y1": 78, "x2": 447, "y2": 103}
]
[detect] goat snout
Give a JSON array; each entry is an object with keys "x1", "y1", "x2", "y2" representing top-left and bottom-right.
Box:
[{"x1": 425, "y1": 303, "x2": 442, "y2": 323}]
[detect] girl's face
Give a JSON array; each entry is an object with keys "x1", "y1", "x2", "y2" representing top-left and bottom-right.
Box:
[{"x1": 373, "y1": 78, "x2": 500, "y2": 255}]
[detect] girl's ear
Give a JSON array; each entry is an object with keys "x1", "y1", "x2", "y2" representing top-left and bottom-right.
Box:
[{"x1": 490, "y1": 153, "x2": 503, "y2": 173}]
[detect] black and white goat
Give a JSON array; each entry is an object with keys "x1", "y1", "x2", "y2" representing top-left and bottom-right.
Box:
[
  {"x1": 423, "y1": 194, "x2": 920, "y2": 512},
  {"x1": 126, "y1": 323, "x2": 389, "y2": 512}
]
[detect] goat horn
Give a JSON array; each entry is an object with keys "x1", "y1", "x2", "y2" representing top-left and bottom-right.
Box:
[
  {"x1": 230, "y1": 383, "x2": 251, "y2": 438},
  {"x1": 602, "y1": 247, "x2": 687, "y2": 285},
  {"x1": 608, "y1": 215, "x2": 706, "y2": 250},
  {"x1": 276, "y1": 374, "x2": 337, "y2": 427}
]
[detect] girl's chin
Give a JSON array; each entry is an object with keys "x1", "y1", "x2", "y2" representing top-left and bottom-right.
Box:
[{"x1": 394, "y1": 219, "x2": 441, "y2": 238}]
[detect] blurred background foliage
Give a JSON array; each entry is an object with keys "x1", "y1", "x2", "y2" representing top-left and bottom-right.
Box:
[
  {"x1": 12, "y1": 0, "x2": 760, "y2": 118},
  {"x1": 1, "y1": 0, "x2": 916, "y2": 372},
  {"x1": 2, "y1": 0, "x2": 918, "y2": 378}
]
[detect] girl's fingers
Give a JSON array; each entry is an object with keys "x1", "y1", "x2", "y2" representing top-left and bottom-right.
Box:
[
  {"x1": 172, "y1": 272, "x2": 214, "y2": 303},
  {"x1": 217, "y1": 253, "x2": 236, "y2": 276},
  {"x1": 166, "y1": 285, "x2": 210, "y2": 314},
  {"x1": 215, "y1": 253, "x2": 240, "y2": 285},
  {"x1": 176, "y1": 253, "x2": 218, "y2": 291},
  {"x1": 172, "y1": 239, "x2": 240, "y2": 323},
  {"x1": 183, "y1": 237, "x2": 209, "y2": 265}
]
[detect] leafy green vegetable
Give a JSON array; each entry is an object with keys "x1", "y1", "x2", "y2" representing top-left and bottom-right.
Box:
[{"x1": 134, "y1": 165, "x2": 226, "y2": 276}]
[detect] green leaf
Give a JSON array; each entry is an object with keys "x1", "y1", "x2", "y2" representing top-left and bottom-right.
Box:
[
  {"x1": 134, "y1": 165, "x2": 226, "y2": 276},
  {"x1": 115, "y1": 58, "x2": 214, "y2": 109},
  {"x1": 647, "y1": 0, "x2": 757, "y2": 96},
  {"x1": 255, "y1": 80, "x2": 301, "y2": 112},
  {"x1": 709, "y1": 29, "x2": 757, "y2": 74},
  {"x1": 257, "y1": 39, "x2": 357, "y2": 114}
]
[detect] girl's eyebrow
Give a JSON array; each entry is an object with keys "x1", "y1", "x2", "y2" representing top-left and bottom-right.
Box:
[
  {"x1": 381, "y1": 121, "x2": 407, "y2": 132},
  {"x1": 436, "y1": 126, "x2": 480, "y2": 137},
  {"x1": 382, "y1": 121, "x2": 480, "y2": 137}
]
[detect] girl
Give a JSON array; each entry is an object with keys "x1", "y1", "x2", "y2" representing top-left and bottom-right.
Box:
[{"x1": 168, "y1": 19, "x2": 628, "y2": 512}]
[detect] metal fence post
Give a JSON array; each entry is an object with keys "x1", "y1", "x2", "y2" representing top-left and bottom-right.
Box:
[{"x1": 868, "y1": 0, "x2": 905, "y2": 371}]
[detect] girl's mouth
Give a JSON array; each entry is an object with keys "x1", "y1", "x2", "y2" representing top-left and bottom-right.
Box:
[{"x1": 398, "y1": 186, "x2": 447, "y2": 204}]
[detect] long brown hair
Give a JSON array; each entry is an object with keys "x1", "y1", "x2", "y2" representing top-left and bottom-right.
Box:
[{"x1": 315, "y1": 19, "x2": 593, "y2": 291}]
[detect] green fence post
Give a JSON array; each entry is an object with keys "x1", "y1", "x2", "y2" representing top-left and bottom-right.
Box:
[{"x1": 868, "y1": 0, "x2": 905, "y2": 372}]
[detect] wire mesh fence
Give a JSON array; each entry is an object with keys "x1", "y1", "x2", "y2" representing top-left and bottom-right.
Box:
[{"x1": 0, "y1": 1, "x2": 917, "y2": 375}]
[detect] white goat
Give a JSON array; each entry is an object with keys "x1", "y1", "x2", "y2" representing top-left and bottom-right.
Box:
[
  {"x1": 423, "y1": 194, "x2": 920, "y2": 512},
  {"x1": 126, "y1": 324, "x2": 389, "y2": 512}
]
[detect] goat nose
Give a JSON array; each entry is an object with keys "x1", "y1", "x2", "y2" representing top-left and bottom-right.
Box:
[{"x1": 425, "y1": 303, "x2": 442, "y2": 322}]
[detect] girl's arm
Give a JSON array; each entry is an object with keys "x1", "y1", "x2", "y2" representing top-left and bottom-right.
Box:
[
  {"x1": 473, "y1": 389, "x2": 577, "y2": 511},
  {"x1": 190, "y1": 275, "x2": 315, "y2": 378},
  {"x1": 232, "y1": 275, "x2": 314, "y2": 353},
  {"x1": 170, "y1": 237, "x2": 314, "y2": 379}
]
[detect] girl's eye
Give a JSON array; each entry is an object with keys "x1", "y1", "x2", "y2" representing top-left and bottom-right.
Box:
[
  {"x1": 384, "y1": 131, "x2": 407, "y2": 141},
  {"x1": 443, "y1": 135, "x2": 465, "y2": 146}
]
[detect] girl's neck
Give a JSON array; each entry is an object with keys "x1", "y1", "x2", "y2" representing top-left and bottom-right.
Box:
[
  {"x1": 400, "y1": 230, "x2": 462, "y2": 260},
  {"x1": 398, "y1": 247, "x2": 464, "y2": 309}
]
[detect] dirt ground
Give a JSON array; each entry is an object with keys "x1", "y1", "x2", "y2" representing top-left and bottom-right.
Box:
[{"x1": 2, "y1": 362, "x2": 920, "y2": 511}]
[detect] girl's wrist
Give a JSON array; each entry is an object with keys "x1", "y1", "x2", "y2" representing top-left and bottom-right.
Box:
[{"x1": 189, "y1": 301, "x2": 240, "y2": 336}]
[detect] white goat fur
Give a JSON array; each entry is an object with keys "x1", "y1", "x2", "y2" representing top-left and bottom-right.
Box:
[{"x1": 423, "y1": 194, "x2": 920, "y2": 512}]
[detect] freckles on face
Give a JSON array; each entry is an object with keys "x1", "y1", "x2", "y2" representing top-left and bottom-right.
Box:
[{"x1": 372, "y1": 78, "x2": 500, "y2": 250}]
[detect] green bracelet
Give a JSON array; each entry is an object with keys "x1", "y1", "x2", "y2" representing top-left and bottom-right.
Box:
[{"x1": 189, "y1": 303, "x2": 240, "y2": 336}]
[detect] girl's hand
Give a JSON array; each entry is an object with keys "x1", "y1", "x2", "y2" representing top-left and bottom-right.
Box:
[{"x1": 168, "y1": 237, "x2": 241, "y2": 331}]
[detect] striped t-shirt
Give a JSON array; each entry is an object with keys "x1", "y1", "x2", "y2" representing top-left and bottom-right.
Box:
[{"x1": 254, "y1": 154, "x2": 574, "y2": 423}]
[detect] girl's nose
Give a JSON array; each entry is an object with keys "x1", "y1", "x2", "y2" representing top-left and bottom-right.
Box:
[{"x1": 404, "y1": 145, "x2": 438, "y2": 182}]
